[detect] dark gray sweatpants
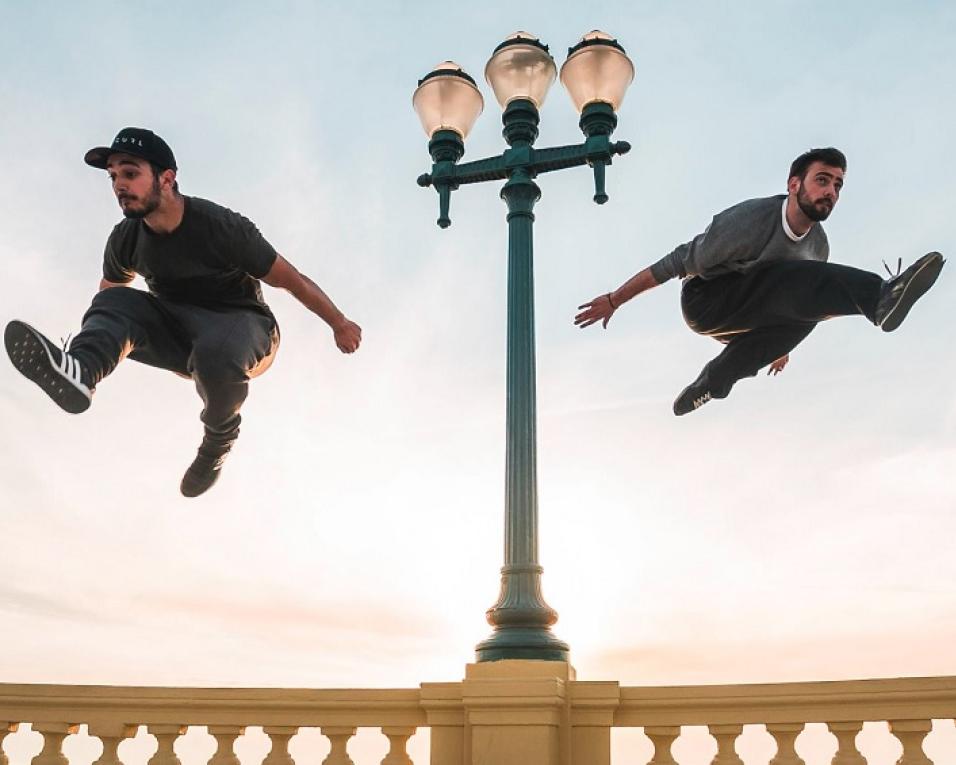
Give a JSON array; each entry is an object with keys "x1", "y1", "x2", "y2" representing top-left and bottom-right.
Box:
[
  {"x1": 70, "y1": 287, "x2": 279, "y2": 447},
  {"x1": 680, "y1": 260, "x2": 883, "y2": 398}
]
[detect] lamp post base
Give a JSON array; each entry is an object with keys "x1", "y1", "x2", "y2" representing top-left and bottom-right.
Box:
[{"x1": 475, "y1": 627, "x2": 570, "y2": 662}]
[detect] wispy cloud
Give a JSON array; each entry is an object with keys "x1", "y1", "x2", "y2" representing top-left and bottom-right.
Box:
[{"x1": 0, "y1": 585, "x2": 103, "y2": 623}]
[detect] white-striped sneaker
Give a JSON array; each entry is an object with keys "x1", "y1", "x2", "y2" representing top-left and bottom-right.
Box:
[
  {"x1": 673, "y1": 377, "x2": 713, "y2": 416},
  {"x1": 876, "y1": 252, "x2": 945, "y2": 332},
  {"x1": 4, "y1": 320, "x2": 92, "y2": 414}
]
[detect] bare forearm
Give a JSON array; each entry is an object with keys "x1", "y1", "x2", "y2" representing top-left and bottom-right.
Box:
[
  {"x1": 262, "y1": 255, "x2": 361, "y2": 352},
  {"x1": 292, "y1": 273, "x2": 347, "y2": 329},
  {"x1": 609, "y1": 267, "x2": 658, "y2": 307},
  {"x1": 574, "y1": 265, "x2": 660, "y2": 329}
]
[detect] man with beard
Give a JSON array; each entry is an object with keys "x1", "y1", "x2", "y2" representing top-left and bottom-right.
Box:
[
  {"x1": 4, "y1": 127, "x2": 362, "y2": 496},
  {"x1": 574, "y1": 147, "x2": 944, "y2": 415}
]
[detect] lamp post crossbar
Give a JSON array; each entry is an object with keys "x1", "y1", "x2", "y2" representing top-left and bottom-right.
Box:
[{"x1": 418, "y1": 135, "x2": 631, "y2": 223}]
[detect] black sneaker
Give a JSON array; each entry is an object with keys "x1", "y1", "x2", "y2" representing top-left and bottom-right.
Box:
[
  {"x1": 180, "y1": 439, "x2": 232, "y2": 498},
  {"x1": 673, "y1": 377, "x2": 713, "y2": 416},
  {"x1": 4, "y1": 320, "x2": 92, "y2": 414},
  {"x1": 875, "y1": 252, "x2": 945, "y2": 332}
]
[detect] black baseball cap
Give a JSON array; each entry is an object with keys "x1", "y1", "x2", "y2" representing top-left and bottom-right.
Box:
[{"x1": 84, "y1": 127, "x2": 177, "y2": 171}]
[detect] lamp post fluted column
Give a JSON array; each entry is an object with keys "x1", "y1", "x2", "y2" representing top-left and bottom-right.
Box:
[
  {"x1": 476, "y1": 101, "x2": 569, "y2": 661},
  {"x1": 413, "y1": 31, "x2": 635, "y2": 663}
]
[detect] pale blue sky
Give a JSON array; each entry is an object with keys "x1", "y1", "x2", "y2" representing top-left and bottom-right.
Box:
[{"x1": 1, "y1": 0, "x2": 954, "y2": 713}]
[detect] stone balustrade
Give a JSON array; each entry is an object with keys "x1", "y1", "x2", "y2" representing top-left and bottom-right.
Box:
[
  {"x1": 1, "y1": 664, "x2": 954, "y2": 764},
  {"x1": 605, "y1": 675, "x2": 956, "y2": 764}
]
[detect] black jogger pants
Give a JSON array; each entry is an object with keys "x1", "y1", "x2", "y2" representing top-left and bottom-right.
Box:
[
  {"x1": 680, "y1": 260, "x2": 883, "y2": 398},
  {"x1": 69, "y1": 287, "x2": 279, "y2": 447}
]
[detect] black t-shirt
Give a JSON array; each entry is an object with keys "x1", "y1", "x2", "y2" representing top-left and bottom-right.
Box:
[{"x1": 102, "y1": 196, "x2": 278, "y2": 316}]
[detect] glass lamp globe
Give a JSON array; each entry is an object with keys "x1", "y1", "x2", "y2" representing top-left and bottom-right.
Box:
[
  {"x1": 413, "y1": 61, "x2": 484, "y2": 139},
  {"x1": 560, "y1": 31, "x2": 635, "y2": 113},
  {"x1": 484, "y1": 31, "x2": 557, "y2": 109}
]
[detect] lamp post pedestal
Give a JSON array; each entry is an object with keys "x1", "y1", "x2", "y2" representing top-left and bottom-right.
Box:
[{"x1": 462, "y1": 660, "x2": 576, "y2": 765}]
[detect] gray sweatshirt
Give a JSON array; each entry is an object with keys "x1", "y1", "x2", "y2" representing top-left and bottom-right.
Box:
[{"x1": 649, "y1": 194, "x2": 829, "y2": 284}]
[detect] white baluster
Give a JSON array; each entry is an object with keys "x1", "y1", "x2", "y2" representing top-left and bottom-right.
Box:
[
  {"x1": 147, "y1": 725, "x2": 186, "y2": 765},
  {"x1": 320, "y1": 728, "x2": 355, "y2": 765},
  {"x1": 32, "y1": 723, "x2": 79, "y2": 765},
  {"x1": 889, "y1": 720, "x2": 933, "y2": 765},
  {"x1": 827, "y1": 722, "x2": 866, "y2": 765},
  {"x1": 262, "y1": 727, "x2": 298, "y2": 765},
  {"x1": 1, "y1": 723, "x2": 19, "y2": 765},
  {"x1": 208, "y1": 726, "x2": 244, "y2": 765},
  {"x1": 708, "y1": 725, "x2": 743, "y2": 765},
  {"x1": 380, "y1": 727, "x2": 415, "y2": 765},
  {"x1": 88, "y1": 723, "x2": 137, "y2": 765},
  {"x1": 644, "y1": 726, "x2": 679, "y2": 765},
  {"x1": 766, "y1": 723, "x2": 806, "y2": 765}
]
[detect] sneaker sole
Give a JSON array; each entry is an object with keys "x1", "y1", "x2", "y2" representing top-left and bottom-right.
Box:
[
  {"x1": 880, "y1": 253, "x2": 945, "y2": 332},
  {"x1": 4, "y1": 320, "x2": 91, "y2": 414},
  {"x1": 180, "y1": 469, "x2": 222, "y2": 498}
]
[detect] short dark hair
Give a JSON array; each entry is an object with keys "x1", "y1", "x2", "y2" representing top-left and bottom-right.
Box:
[
  {"x1": 149, "y1": 161, "x2": 180, "y2": 194},
  {"x1": 789, "y1": 147, "x2": 846, "y2": 181}
]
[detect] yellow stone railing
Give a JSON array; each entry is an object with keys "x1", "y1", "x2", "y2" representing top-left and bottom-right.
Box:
[
  {"x1": 604, "y1": 675, "x2": 956, "y2": 764},
  {"x1": 2, "y1": 664, "x2": 955, "y2": 764}
]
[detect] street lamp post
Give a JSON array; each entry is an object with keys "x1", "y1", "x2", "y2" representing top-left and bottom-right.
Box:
[{"x1": 413, "y1": 31, "x2": 635, "y2": 663}]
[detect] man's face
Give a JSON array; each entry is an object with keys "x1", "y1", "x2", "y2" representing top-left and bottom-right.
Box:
[
  {"x1": 791, "y1": 161, "x2": 844, "y2": 222},
  {"x1": 106, "y1": 154, "x2": 162, "y2": 219}
]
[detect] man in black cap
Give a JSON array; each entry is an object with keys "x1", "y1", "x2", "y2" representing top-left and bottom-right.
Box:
[{"x1": 4, "y1": 127, "x2": 362, "y2": 497}]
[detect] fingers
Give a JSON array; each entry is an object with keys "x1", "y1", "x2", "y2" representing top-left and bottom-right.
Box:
[
  {"x1": 575, "y1": 313, "x2": 608, "y2": 328},
  {"x1": 575, "y1": 296, "x2": 616, "y2": 328}
]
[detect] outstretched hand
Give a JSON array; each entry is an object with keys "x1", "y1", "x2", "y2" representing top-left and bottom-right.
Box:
[
  {"x1": 333, "y1": 318, "x2": 362, "y2": 353},
  {"x1": 767, "y1": 354, "x2": 789, "y2": 375},
  {"x1": 574, "y1": 294, "x2": 617, "y2": 329}
]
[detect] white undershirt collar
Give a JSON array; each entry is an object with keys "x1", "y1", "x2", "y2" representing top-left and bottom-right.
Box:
[{"x1": 781, "y1": 196, "x2": 809, "y2": 242}]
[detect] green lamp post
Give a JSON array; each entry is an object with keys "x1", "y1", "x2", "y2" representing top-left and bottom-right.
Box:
[{"x1": 414, "y1": 31, "x2": 635, "y2": 663}]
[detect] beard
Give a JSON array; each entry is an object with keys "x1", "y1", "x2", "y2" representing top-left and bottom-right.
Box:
[
  {"x1": 118, "y1": 178, "x2": 162, "y2": 219},
  {"x1": 796, "y1": 184, "x2": 833, "y2": 222}
]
